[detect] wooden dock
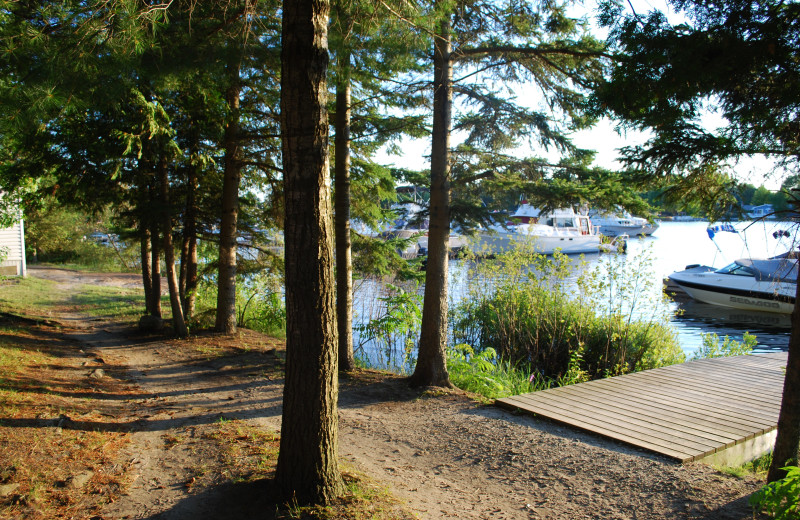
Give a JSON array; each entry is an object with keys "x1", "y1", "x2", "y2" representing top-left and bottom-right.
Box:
[{"x1": 496, "y1": 353, "x2": 788, "y2": 464}]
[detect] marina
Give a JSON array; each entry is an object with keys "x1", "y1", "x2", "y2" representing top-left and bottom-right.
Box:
[{"x1": 353, "y1": 219, "x2": 795, "y2": 371}]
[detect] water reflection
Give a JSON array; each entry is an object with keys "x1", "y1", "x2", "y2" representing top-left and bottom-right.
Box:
[{"x1": 352, "y1": 220, "x2": 795, "y2": 369}]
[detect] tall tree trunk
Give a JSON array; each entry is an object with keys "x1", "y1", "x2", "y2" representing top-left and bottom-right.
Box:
[
  {"x1": 180, "y1": 161, "x2": 199, "y2": 321},
  {"x1": 276, "y1": 0, "x2": 343, "y2": 504},
  {"x1": 215, "y1": 59, "x2": 243, "y2": 334},
  {"x1": 158, "y1": 158, "x2": 188, "y2": 338},
  {"x1": 409, "y1": 13, "x2": 453, "y2": 388},
  {"x1": 149, "y1": 188, "x2": 162, "y2": 319},
  {"x1": 335, "y1": 49, "x2": 355, "y2": 372},
  {"x1": 140, "y1": 224, "x2": 154, "y2": 315},
  {"x1": 768, "y1": 275, "x2": 800, "y2": 482}
]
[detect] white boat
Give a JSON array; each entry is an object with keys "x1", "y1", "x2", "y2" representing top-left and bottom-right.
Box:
[
  {"x1": 379, "y1": 202, "x2": 467, "y2": 258},
  {"x1": 474, "y1": 205, "x2": 614, "y2": 255},
  {"x1": 588, "y1": 209, "x2": 659, "y2": 237},
  {"x1": 668, "y1": 255, "x2": 797, "y2": 314}
]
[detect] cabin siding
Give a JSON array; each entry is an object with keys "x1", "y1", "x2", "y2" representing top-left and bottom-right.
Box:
[{"x1": 0, "y1": 218, "x2": 26, "y2": 276}]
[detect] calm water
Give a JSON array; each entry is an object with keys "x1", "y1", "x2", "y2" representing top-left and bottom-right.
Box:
[
  {"x1": 353, "y1": 219, "x2": 797, "y2": 368},
  {"x1": 597, "y1": 220, "x2": 794, "y2": 355}
]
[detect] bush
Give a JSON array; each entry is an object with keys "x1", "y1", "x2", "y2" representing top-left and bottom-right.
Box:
[
  {"x1": 750, "y1": 466, "x2": 800, "y2": 519},
  {"x1": 451, "y1": 245, "x2": 683, "y2": 382},
  {"x1": 192, "y1": 270, "x2": 287, "y2": 338},
  {"x1": 692, "y1": 332, "x2": 756, "y2": 359},
  {"x1": 354, "y1": 283, "x2": 422, "y2": 374}
]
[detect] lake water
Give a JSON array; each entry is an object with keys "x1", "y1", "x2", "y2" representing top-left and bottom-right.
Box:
[
  {"x1": 597, "y1": 220, "x2": 794, "y2": 355},
  {"x1": 353, "y1": 219, "x2": 796, "y2": 369}
]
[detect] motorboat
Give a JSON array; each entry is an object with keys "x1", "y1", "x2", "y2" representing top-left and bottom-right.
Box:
[
  {"x1": 376, "y1": 202, "x2": 467, "y2": 258},
  {"x1": 667, "y1": 254, "x2": 797, "y2": 314},
  {"x1": 588, "y1": 209, "x2": 659, "y2": 237},
  {"x1": 473, "y1": 204, "x2": 620, "y2": 255}
]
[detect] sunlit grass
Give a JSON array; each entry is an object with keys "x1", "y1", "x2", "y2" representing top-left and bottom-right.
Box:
[{"x1": 0, "y1": 275, "x2": 150, "y2": 322}]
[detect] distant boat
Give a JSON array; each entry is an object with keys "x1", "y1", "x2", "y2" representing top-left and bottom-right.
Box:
[
  {"x1": 378, "y1": 202, "x2": 467, "y2": 258},
  {"x1": 668, "y1": 254, "x2": 797, "y2": 314},
  {"x1": 474, "y1": 204, "x2": 619, "y2": 255},
  {"x1": 588, "y1": 209, "x2": 659, "y2": 237}
]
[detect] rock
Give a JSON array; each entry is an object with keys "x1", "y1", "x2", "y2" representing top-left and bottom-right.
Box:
[
  {"x1": 0, "y1": 483, "x2": 19, "y2": 497},
  {"x1": 89, "y1": 368, "x2": 105, "y2": 379},
  {"x1": 67, "y1": 471, "x2": 94, "y2": 489},
  {"x1": 138, "y1": 315, "x2": 164, "y2": 332}
]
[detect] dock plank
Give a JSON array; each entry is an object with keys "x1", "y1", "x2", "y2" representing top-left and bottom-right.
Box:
[{"x1": 496, "y1": 353, "x2": 788, "y2": 462}]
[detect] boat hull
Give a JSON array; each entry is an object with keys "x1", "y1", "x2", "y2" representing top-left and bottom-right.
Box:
[
  {"x1": 598, "y1": 223, "x2": 658, "y2": 237},
  {"x1": 669, "y1": 271, "x2": 795, "y2": 314},
  {"x1": 475, "y1": 231, "x2": 602, "y2": 255}
]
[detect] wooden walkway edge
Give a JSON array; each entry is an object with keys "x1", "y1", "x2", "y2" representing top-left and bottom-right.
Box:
[{"x1": 496, "y1": 353, "x2": 788, "y2": 464}]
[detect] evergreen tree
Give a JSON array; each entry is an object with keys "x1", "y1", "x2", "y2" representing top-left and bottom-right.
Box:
[
  {"x1": 410, "y1": 0, "x2": 606, "y2": 387},
  {"x1": 329, "y1": 0, "x2": 428, "y2": 371},
  {"x1": 596, "y1": 0, "x2": 800, "y2": 482},
  {"x1": 276, "y1": 0, "x2": 344, "y2": 502}
]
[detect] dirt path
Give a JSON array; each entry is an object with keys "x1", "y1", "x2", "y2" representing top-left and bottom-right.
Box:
[{"x1": 25, "y1": 267, "x2": 767, "y2": 519}]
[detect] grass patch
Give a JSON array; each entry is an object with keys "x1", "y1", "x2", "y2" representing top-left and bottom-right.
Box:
[
  {"x1": 0, "y1": 275, "x2": 148, "y2": 323},
  {"x1": 718, "y1": 452, "x2": 773, "y2": 479}
]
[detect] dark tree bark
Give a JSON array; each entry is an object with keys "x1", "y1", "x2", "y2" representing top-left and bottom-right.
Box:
[
  {"x1": 768, "y1": 273, "x2": 800, "y2": 482},
  {"x1": 158, "y1": 158, "x2": 188, "y2": 338},
  {"x1": 409, "y1": 13, "x2": 453, "y2": 388},
  {"x1": 275, "y1": 0, "x2": 344, "y2": 504},
  {"x1": 149, "y1": 189, "x2": 162, "y2": 319},
  {"x1": 335, "y1": 51, "x2": 355, "y2": 373},
  {"x1": 215, "y1": 59, "x2": 243, "y2": 334},
  {"x1": 180, "y1": 161, "x2": 199, "y2": 321},
  {"x1": 140, "y1": 224, "x2": 154, "y2": 315}
]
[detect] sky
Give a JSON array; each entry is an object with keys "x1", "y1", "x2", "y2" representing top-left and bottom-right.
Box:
[{"x1": 373, "y1": 0, "x2": 785, "y2": 191}]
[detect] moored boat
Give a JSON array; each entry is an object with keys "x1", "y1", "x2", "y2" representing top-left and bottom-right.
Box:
[
  {"x1": 473, "y1": 204, "x2": 614, "y2": 255},
  {"x1": 667, "y1": 254, "x2": 797, "y2": 314},
  {"x1": 588, "y1": 209, "x2": 659, "y2": 237}
]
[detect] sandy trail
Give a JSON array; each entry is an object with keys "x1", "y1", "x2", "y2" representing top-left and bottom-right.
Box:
[{"x1": 27, "y1": 266, "x2": 765, "y2": 519}]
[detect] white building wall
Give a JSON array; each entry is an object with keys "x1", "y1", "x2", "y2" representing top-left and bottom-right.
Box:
[{"x1": 0, "y1": 218, "x2": 26, "y2": 276}]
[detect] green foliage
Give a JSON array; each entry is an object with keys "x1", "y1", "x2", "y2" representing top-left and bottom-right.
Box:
[
  {"x1": 750, "y1": 466, "x2": 800, "y2": 520},
  {"x1": 354, "y1": 284, "x2": 422, "y2": 374},
  {"x1": 718, "y1": 451, "x2": 772, "y2": 479},
  {"x1": 596, "y1": 0, "x2": 800, "y2": 211},
  {"x1": 23, "y1": 200, "x2": 138, "y2": 271},
  {"x1": 447, "y1": 344, "x2": 540, "y2": 400},
  {"x1": 193, "y1": 271, "x2": 287, "y2": 338},
  {"x1": 451, "y1": 246, "x2": 683, "y2": 382},
  {"x1": 236, "y1": 279, "x2": 287, "y2": 339},
  {"x1": 692, "y1": 332, "x2": 756, "y2": 360}
]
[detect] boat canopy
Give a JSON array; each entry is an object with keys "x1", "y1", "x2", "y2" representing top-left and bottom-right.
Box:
[{"x1": 735, "y1": 258, "x2": 798, "y2": 283}]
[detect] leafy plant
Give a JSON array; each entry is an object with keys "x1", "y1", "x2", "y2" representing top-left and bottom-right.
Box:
[
  {"x1": 451, "y1": 245, "x2": 683, "y2": 383},
  {"x1": 354, "y1": 283, "x2": 422, "y2": 374},
  {"x1": 692, "y1": 332, "x2": 756, "y2": 360},
  {"x1": 750, "y1": 465, "x2": 800, "y2": 520},
  {"x1": 447, "y1": 344, "x2": 546, "y2": 400},
  {"x1": 718, "y1": 451, "x2": 772, "y2": 478}
]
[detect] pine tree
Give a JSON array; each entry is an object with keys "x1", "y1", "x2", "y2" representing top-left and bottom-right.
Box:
[
  {"x1": 411, "y1": 0, "x2": 606, "y2": 387},
  {"x1": 276, "y1": 0, "x2": 345, "y2": 502},
  {"x1": 596, "y1": 0, "x2": 800, "y2": 482}
]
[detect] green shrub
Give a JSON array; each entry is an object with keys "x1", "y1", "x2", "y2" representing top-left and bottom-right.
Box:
[
  {"x1": 192, "y1": 271, "x2": 287, "y2": 338},
  {"x1": 447, "y1": 344, "x2": 541, "y2": 399},
  {"x1": 750, "y1": 466, "x2": 800, "y2": 519},
  {"x1": 451, "y1": 245, "x2": 683, "y2": 382},
  {"x1": 354, "y1": 283, "x2": 422, "y2": 374},
  {"x1": 692, "y1": 332, "x2": 756, "y2": 359}
]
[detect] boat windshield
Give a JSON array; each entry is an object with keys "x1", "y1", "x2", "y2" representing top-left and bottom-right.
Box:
[{"x1": 715, "y1": 262, "x2": 757, "y2": 277}]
